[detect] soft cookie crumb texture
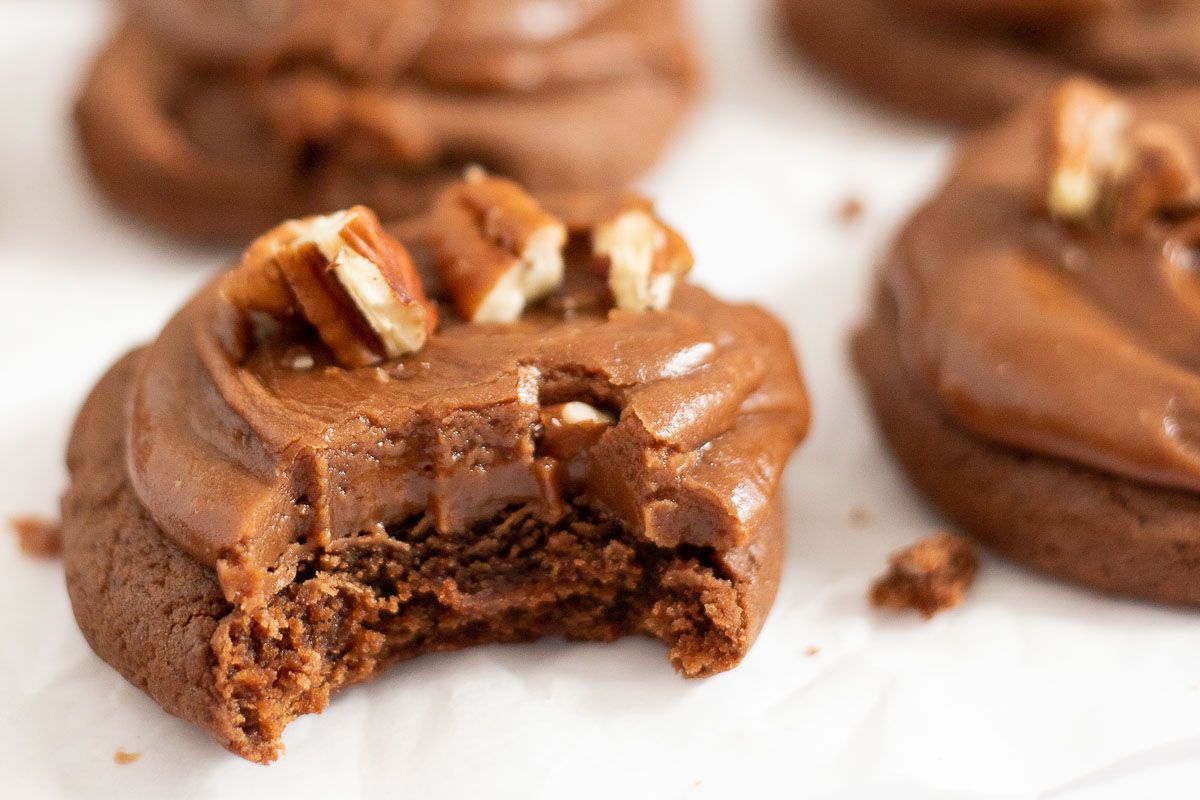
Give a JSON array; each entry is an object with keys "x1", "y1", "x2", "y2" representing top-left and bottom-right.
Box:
[
  {"x1": 113, "y1": 749, "x2": 140, "y2": 765},
  {"x1": 869, "y1": 532, "x2": 978, "y2": 618},
  {"x1": 10, "y1": 516, "x2": 63, "y2": 558},
  {"x1": 211, "y1": 502, "x2": 747, "y2": 762},
  {"x1": 837, "y1": 196, "x2": 864, "y2": 224}
]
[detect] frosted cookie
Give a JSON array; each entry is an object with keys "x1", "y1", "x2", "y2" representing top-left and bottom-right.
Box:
[
  {"x1": 62, "y1": 175, "x2": 809, "y2": 761},
  {"x1": 855, "y1": 78, "x2": 1200, "y2": 602}
]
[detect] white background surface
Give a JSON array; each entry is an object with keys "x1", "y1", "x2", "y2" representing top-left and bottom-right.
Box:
[{"x1": 5, "y1": 1, "x2": 1200, "y2": 797}]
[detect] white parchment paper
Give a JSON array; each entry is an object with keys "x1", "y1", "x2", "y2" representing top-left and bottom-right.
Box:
[{"x1": 5, "y1": 1, "x2": 1200, "y2": 797}]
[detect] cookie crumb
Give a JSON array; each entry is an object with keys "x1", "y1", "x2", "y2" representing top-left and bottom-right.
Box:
[
  {"x1": 9, "y1": 516, "x2": 63, "y2": 558},
  {"x1": 848, "y1": 506, "x2": 872, "y2": 526},
  {"x1": 869, "y1": 532, "x2": 978, "y2": 618},
  {"x1": 804, "y1": 645, "x2": 821, "y2": 657},
  {"x1": 838, "y1": 196, "x2": 864, "y2": 224},
  {"x1": 113, "y1": 749, "x2": 140, "y2": 765}
]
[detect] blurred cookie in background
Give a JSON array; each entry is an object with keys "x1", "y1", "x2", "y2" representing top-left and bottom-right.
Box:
[
  {"x1": 76, "y1": 0, "x2": 698, "y2": 241},
  {"x1": 780, "y1": 0, "x2": 1200, "y2": 126}
]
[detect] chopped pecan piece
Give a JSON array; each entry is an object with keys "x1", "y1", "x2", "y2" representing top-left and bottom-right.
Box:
[
  {"x1": 431, "y1": 168, "x2": 568, "y2": 323},
  {"x1": 1045, "y1": 78, "x2": 1131, "y2": 220},
  {"x1": 220, "y1": 206, "x2": 436, "y2": 367},
  {"x1": 869, "y1": 532, "x2": 978, "y2": 619},
  {"x1": 538, "y1": 402, "x2": 616, "y2": 460},
  {"x1": 1044, "y1": 77, "x2": 1200, "y2": 232},
  {"x1": 1111, "y1": 121, "x2": 1200, "y2": 234},
  {"x1": 592, "y1": 196, "x2": 693, "y2": 311}
]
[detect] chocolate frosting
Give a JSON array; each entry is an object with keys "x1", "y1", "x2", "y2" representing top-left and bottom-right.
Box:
[
  {"x1": 885, "y1": 89, "x2": 1200, "y2": 495},
  {"x1": 125, "y1": 208, "x2": 809, "y2": 605},
  {"x1": 77, "y1": 0, "x2": 697, "y2": 239}
]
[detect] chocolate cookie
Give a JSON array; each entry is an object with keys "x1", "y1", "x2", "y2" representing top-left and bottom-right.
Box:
[
  {"x1": 854, "y1": 78, "x2": 1200, "y2": 603},
  {"x1": 75, "y1": 0, "x2": 697, "y2": 241},
  {"x1": 61, "y1": 178, "x2": 808, "y2": 762},
  {"x1": 780, "y1": 0, "x2": 1200, "y2": 126}
]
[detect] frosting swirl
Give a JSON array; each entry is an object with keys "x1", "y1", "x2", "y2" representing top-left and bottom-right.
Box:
[
  {"x1": 125, "y1": 204, "x2": 809, "y2": 605},
  {"x1": 885, "y1": 88, "x2": 1200, "y2": 494}
]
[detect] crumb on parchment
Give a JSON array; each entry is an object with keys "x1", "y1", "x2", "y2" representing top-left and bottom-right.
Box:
[
  {"x1": 870, "y1": 532, "x2": 978, "y2": 618},
  {"x1": 838, "y1": 196, "x2": 864, "y2": 223},
  {"x1": 114, "y1": 749, "x2": 141, "y2": 765},
  {"x1": 10, "y1": 516, "x2": 62, "y2": 558}
]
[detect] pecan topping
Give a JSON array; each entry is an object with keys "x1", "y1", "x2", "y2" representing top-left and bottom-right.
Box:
[
  {"x1": 220, "y1": 206, "x2": 437, "y2": 367},
  {"x1": 431, "y1": 168, "x2": 568, "y2": 323},
  {"x1": 1044, "y1": 78, "x2": 1200, "y2": 233},
  {"x1": 592, "y1": 196, "x2": 693, "y2": 311}
]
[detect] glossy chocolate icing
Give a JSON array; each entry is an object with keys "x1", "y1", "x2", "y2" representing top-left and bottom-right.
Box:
[
  {"x1": 886, "y1": 89, "x2": 1200, "y2": 495},
  {"x1": 125, "y1": 208, "x2": 809, "y2": 606}
]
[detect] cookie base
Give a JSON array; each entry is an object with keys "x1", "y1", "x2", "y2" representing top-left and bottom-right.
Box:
[
  {"x1": 854, "y1": 288, "x2": 1200, "y2": 606},
  {"x1": 74, "y1": 25, "x2": 695, "y2": 242},
  {"x1": 62, "y1": 353, "x2": 782, "y2": 763}
]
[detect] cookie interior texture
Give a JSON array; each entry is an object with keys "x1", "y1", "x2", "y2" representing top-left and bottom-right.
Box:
[{"x1": 65, "y1": 351, "x2": 784, "y2": 763}]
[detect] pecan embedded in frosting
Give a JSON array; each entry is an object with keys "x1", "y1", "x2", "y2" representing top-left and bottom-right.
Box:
[
  {"x1": 430, "y1": 168, "x2": 568, "y2": 323},
  {"x1": 260, "y1": 71, "x2": 440, "y2": 170},
  {"x1": 538, "y1": 401, "x2": 616, "y2": 460},
  {"x1": 1111, "y1": 121, "x2": 1200, "y2": 234},
  {"x1": 220, "y1": 206, "x2": 437, "y2": 367},
  {"x1": 130, "y1": 197, "x2": 810, "y2": 607},
  {"x1": 1044, "y1": 77, "x2": 1131, "y2": 221}
]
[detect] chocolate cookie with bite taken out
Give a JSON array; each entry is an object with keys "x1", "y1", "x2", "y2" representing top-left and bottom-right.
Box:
[{"x1": 61, "y1": 174, "x2": 808, "y2": 762}]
